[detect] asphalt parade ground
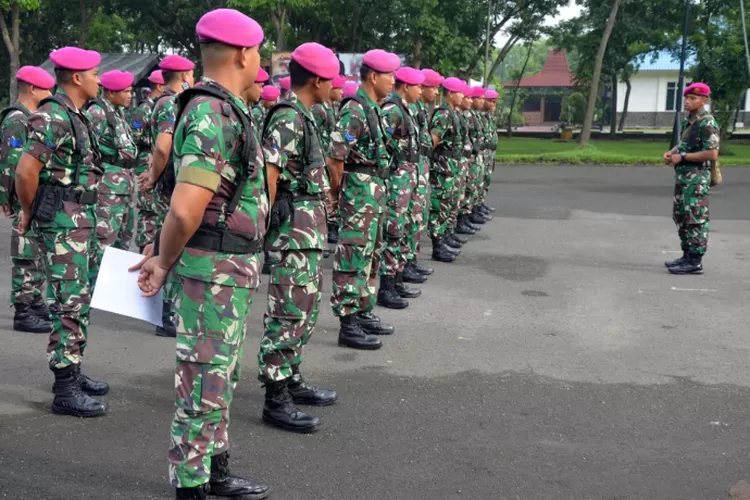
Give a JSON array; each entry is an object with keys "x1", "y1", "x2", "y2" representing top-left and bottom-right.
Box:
[{"x1": 1, "y1": 165, "x2": 750, "y2": 500}]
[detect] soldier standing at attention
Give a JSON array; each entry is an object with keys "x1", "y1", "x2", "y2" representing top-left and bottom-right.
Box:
[
  {"x1": 137, "y1": 53, "x2": 195, "y2": 338},
  {"x1": 260, "y1": 85, "x2": 280, "y2": 110},
  {"x1": 248, "y1": 67, "x2": 269, "y2": 129},
  {"x1": 479, "y1": 89, "x2": 498, "y2": 214},
  {"x1": 428, "y1": 77, "x2": 466, "y2": 263},
  {"x1": 328, "y1": 49, "x2": 400, "y2": 350},
  {"x1": 462, "y1": 87, "x2": 491, "y2": 228},
  {"x1": 15, "y1": 47, "x2": 108, "y2": 418},
  {"x1": 130, "y1": 8, "x2": 271, "y2": 500},
  {"x1": 85, "y1": 70, "x2": 137, "y2": 292},
  {"x1": 257, "y1": 42, "x2": 339, "y2": 434},
  {"x1": 131, "y1": 70, "x2": 164, "y2": 253},
  {"x1": 376, "y1": 66, "x2": 424, "y2": 310},
  {"x1": 452, "y1": 88, "x2": 478, "y2": 239},
  {"x1": 663, "y1": 82, "x2": 719, "y2": 275},
  {"x1": 0, "y1": 67, "x2": 54, "y2": 334}
]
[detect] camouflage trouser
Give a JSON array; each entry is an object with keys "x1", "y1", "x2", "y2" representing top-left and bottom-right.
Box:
[
  {"x1": 460, "y1": 157, "x2": 483, "y2": 215},
  {"x1": 324, "y1": 169, "x2": 338, "y2": 228},
  {"x1": 405, "y1": 156, "x2": 430, "y2": 261},
  {"x1": 381, "y1": 163, "x2": 417, "y2": 276},
  {"x1": 10, "y1": 213, "x2": 45, "y2": 308},
  {"x1": 428, "y1": 170, "x2": 456, "y2": 239},
  {"x1": 136, "y1": 186, "x2": 168, "y2": 250},
  {"x1": 168, "y1": 274, "x2": 256, "y2": 489},
  {"x1": 36, "y1": 216, "x2": 97, "y2": 369},
  {"x1": 89, "y1": 192, "x2": 135, "y2": 293},
  {"x1": 479, "y1": 149, "x2": 495, "y2": 204},
  {"x1": 331, "y1": 174, "x2": 385, "y2": 318},
  {"x1": 672, "y1": 167, "x2": 710, "y2": 256},
  {"x1": 447, "y1": 159, "x2": 469, "y2": 232},
  {"x1": 258, "y1": 249, "x2": 323, "y2": 382}
]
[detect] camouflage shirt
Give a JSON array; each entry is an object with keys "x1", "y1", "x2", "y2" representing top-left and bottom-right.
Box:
[
  {"x1": 129, "y1": 96, "x2": 154, "y2": 170},
  {"x1": 150, "y1": 88, "x2": 178, "y2": 145},
  {"x1": 172, "y1": 78, "x2": 268, "y2": 289},
  {"x1": 678, "y1": 108, "x2": 720, "y2": 154},
  {"x1": 24, "y1": 88, "x2": 102, "y2": 228},
  {"x1": 311, "y1": 101, "x2": 335, "y2": 154},
  {"x1": 467, "y1": 109, "x2": 485, "y2": 156},
  {"x1": 430, "y1": 105, "x2": 461, "y2": 175},
  {"x1": 411, "y1": 100, "x2": 432, "y2": 153},
  {"x1": 483, "y1": 111, "x2": 498, "y2": 150},
  {"x1": 85, "y1": 97, "x2": 137, "y2": 196},
  {"x1": 457, "y1": 109, "x2": 473, "y2": 158},
  {"x1": 263, "y1": 91, "x2": 327, "y2": 251},
  {"x1": 0, "y1": 103, "x2": 30, "y2": 208},
  {"x1": 250, "y1": 103, "x2": 265, "y2": 131},
  {"x1": 382, "y1": 92, "x2": 419, "y2": 165}
]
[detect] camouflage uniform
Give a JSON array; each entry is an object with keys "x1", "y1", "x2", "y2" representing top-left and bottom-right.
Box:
[
  {"x1": 167, "y1": 79, "x2": 268, "y2": 488},
  {"x1": 454, "y1": 109, "x2": 472, "y2": 221},
  {"x1": 673, "y1": 108, "x2": 720, "y2": 256},
  {"x1": 24, "y1": 89, "x2": 102, "y2": 369},
  {"x1": 0, "y1": 104, "x2": 47, "y2": 312},
  {"x1": 479, "y1": 110, "x2": 497, "y2": 206},
  {"x1": 312, "y1": 101, "x2": 338, "y2": 229},
  {"x1": 408, "y1": 100, "x2": 432, "y2": 260},
  {"x1": 380, "y1": 93, "x2": 419, "y2": 276},
  {"x1": 462, "y1": 108, "x2": 485, "y2": 215},
  {"x1": 329, "y1": 88, "x2": 390, "y2": 317},
  {"x1": 428, "y1": 106, "x2": 461, "y2": 239},
  {"x1": 258, "y1": 91, "x2": 328, "y2": 382},
  {"x1": 85, "y1": 97, "x2": 137, "y2": 290},
  {"x1": 129, "y1": 96, "x2": 158, "y2": 250},
  {"x1": 250, "y1": 103, "x2": 265, "y2": 130}
]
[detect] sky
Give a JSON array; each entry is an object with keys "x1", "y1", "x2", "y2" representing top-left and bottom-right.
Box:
[{"x1": 494, "y1": 1, "x2": 583, "y2": 46}]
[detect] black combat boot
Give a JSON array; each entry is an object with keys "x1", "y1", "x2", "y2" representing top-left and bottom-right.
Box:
[
  {"x1": 456, "y1": 217, "x2": 477, "y2": 235},
  {"x1": 432, "y1": 238, "x2": 457, "y2": 263},
  {"x1": 450, "y1": 233, "x2": 469, "y2": 245},
  {"x1": 402, "y1": 262, "x2": 428, "y2": 284},
  {"x1": 53, "y1": 365, "x2": 110, "y2": 396},
  {"x1": 50, "y1": 366, "x2": 107, "y2": 418},
  {"x1": 668, "y1": 253, "x2": 704, "y2": 275},
  {"x1": 263, "y1": 380, "x2": 320, "y2": 433},
  {"x1": 444, "y1": 234, "x2": 463, "y2": 249},
  {"x1": 377, "y1": 275, "x2": 409, "y2": 309},
  {"x1": 357, "y1": 311, "x2": 395, "y2": 336},
  {"x1": 477, "y1": 204, "x2": 492, "y2": 216},
  {"x1": 156, "y1": 304, "x2": 177, "y2": 338},
  {"x1": 287, "y1": 366, "x2": 338, "y2": 406},
  {"x1": 441, "y1": 237, "x2": 461, "y2": 256},
  {"x1": 13, "y1": 303, "x2": 51, "y2": 334},
  {"x1": 665, "y1": 250, "x2": 688, "y2": 268},
  {"x1": 207, "y1": 451, "x2": 271, "y2": 499},
  {"x1": 395, "y1": 272, "x2": 421, "y2": 299},
  {"x1": 261, "y1": 252, "x2": 272, "y2": 275},
  {"x1": 469, "y1": 211, "x2": 488, "y2": 225},
  {"x1": 472, "y1": 207, "x2": 492, "y2": 222},
  {"x1": 338, "y1": 315, "x2": 383, "y2": 349},
  {"x1": 482, "y1": 203, "x2": 496, "y2": 213},
  {"x1": 411, "y1": 258, "x2": 434, "y2": 276},
  {"x1": 327, "y1": 223, "x2": 339, "y2": 244},
  {"x1": 463, "y1": 216, "x2": 482, "y2": 231},
  {"x1": 175, "y1": 486, "x2": 207, "y2": 500}
]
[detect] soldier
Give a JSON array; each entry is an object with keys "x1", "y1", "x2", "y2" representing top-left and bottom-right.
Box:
[
  {"x1": 328, "y1": 49, "x2": 401, "y2": 350},
  {"x1": 663, "y1": 82, "x2": 719, "y2": 275},
  {"x1": 131, "y1": 70, "x2": 164, "y2": 253},
  {"x1": 279, "y1": 76, "x2": 291, "y2": 100},
  {"x1": 479, "y1": 89, "x2": 498, "y2": 215},
  {"x1": 461, "y1": 87, "x2": 491, "y2": 229},
  {"x1": 15, "y1": 47, "x2": 108, "y2": 418},
  {"x1": 137, "y1": 53, "x2": 195, "y2": 338},
  {"x1": 85, "y1": 70, "x2": 137, "y2": 292},
  {"x1": 0, "y1": 66, "x2": 54, "y2": 333},
  {"x1": 452, "y1": 88, "x2": 478, "y2": 240},
  {"x1": 257, "y1": 42, "x2": 339, "y2": 434},
  {"x1": 260, "y1": 85, "x2": 280, "y2": 109},
  {"x1": 130, "y1": 9, "x2": 271, "y2": 500},
  {"x1": 247, "y1": 67, "x2": 269, "y2": 129},
  {"x1": 428, "y1": 77, "x2": 466, "y2": 263},
  {"x1": 376, "y1": 66, "x2": 424, "y2": 310}
]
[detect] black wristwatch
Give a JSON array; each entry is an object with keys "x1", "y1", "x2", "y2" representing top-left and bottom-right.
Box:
[{"x1": 680, "y1": 151, "x2": 687, "y2": 162}]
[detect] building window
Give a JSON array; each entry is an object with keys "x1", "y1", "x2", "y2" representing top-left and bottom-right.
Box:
[{"x1": 666, "y1": 81, "x2": 677, "y2": 111}]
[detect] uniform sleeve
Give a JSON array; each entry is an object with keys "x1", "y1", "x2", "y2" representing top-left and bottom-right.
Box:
[
  {"x1": 156, "y1": 98, "x2": 176, "y2": 135},
  {"x1": 0, "y1": 114, "x2": 26, "y2": 205},
  {"x1": 262, "y1": 108, "x2": 301, "y2": 176},
  {"x1": 431, "y1": 110, "x2": 450, "y2": 140},
  {"x1": 129, "y1": 103, "x2": 150, "y2": 143},
  {"x1": 311, "y1": 104, "x2": 326, "y2": 129},
  {"x1": 24, "y1": 107, "x2": 69, "y2": 164},
  {"x1": 381, "y1": 104, "x2": 405, "y2": 153},
  {"x1": 175, "y1": 105, "x2": 234, "y2": 193},
  {"x1": 84, "y1": 104, "x2": 108, "y2": 141},
  {"x1": 328, "y1": 105, "x2": 366, "y2": 161},
  {"x1": 700, "y1": 118, "x2": 720, "y2": 151}
]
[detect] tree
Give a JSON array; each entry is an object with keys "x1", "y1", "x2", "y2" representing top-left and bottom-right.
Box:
[
  {"x1": 507, "y1": 40, "x2": 534, "y2": 137},
  {"x1": 579, "y1": 0, "x2": 621, "y2": 147},
  {"x1": 0, "y1": 0, "x2": 39, "y2": 103},
  {"x1": 230, "y1": 0, "x2": 312, "y2": 50},
  {"x1": 560, "y1": 92, "x2": 586, "y2": 124}
]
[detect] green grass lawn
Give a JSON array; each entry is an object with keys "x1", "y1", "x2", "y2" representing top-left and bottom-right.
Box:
[{"x1": 496, "y1": 137, "x2": 750, "y2": 166}]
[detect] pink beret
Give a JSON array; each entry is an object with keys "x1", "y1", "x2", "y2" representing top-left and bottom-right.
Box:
[
  {"x1": 100, "y1": 70, "x2": 134, "y2": 92},
  {"x1": 332, "y1": 75, "x2": 346, "y2": 88},
  {"x1": 16, "y1": 66, "x2": 55, "y2": 90},
  {"x1": 442, "y1": 77, "x2": 465, "y2": 93},
  {"x1": 395, "y1": 67, "x2": 425, "y2": 86},
  {"x1": 469, "y1": 86, "x2": 485, "y2": 98},
  {"x1": 256, "y1": 67, "x2": 269, "y2": 83},
  {"x1": 261, "y1": 85, "x2": 280, "y2": 101},
  {"x1": 49, "y1": 47, "x2": 101, "y2": 71},
  {"x1": 291, "y1": 42, "x2": 340, "y2": 80},
  {"x1": 196, "y1": 9, "x2": 264, "y2": 48},
  {"x1": 278, "y1": 76, "x2": 291, "y2": 90},
  {"x1": 421, "y1": 69, "x2": 444, "y2": 87},
  {"x1": 342, "y1": 82, "x2": 358, "y2": 98},
  {"x1": 148, "y1": 70, "x2": 164, "y2": 85},
  {"x1": 362, "y1": 49, "x2": 400, "y2": 73},
  {"x1": 684, "y1": 82, "x2": 710, "y2": 97},
  {"x1": 159, "y1": 55, "x2": 194, "y2": 72},
  {"x1": 485, "y1": 89, "x2": 499, "y2": 100}
]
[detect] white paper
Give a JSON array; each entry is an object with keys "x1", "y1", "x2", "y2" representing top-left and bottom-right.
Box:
[{"x1": 91, "y1": 247, "x2": 163, "y2": 326}]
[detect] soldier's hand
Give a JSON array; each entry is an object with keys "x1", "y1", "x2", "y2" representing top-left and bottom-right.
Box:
[
  {"x1": 669, "y1": 153, "x2": 682, "y2": 166},
  {"x1": 1, "y1": 204, "x2": 12, "y2": 217},
  {"x1": 137, "y1": 171, "x2": 155, "y2": 191},
  {"x1": 663, "y1": 152, "x2": 672, "y2": 164},
  {"x1": 18, "y1": 209, "x2": 31, "y2": 235},
  {"x1": 131, "y1": 256, "x2": 169, "y2": 298}
]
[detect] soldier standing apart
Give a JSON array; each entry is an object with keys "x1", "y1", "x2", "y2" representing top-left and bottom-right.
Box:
[
  {"x1": 85, "y1": 70, "x2": 137, "y2": 293},
  {"x1": 479, "y1": 89, "x2": 498, "y2": 214},
  {"x1": 137, "y1": 54, "x2": 195, "y2": 338},
  {"x1": 0, "y1": 67, "x2": 54, "y2": 333},
  {"x1": 130, "y1": 9, "x2": 271, "y2": 500},
  {"x1": 258, "y1": 42, "x2": 339, "y2": 434},
  {"x1": 247, "y1": 67, "x2": 269, "y2": 129},
  {"x1": 429, "y1": 77, "x2": 466, "y2": 263},
  {"x1": 376, "y1": 66, "x2": 424, "y2": 310},
  {"x1": 15, "y1": 47, "x2": 109, "y2": 418},
  {"x1": 131, "y1": 70, "x2": 164, "y2": 253},
  {"x1": 260, "y1": 85, "x2": 280, "y2": 110},
  {"x1": 663, "y1": 82, "x2": 719, "y2": 275},
  {"x1": 328, "y1": 49, "x2": 400, "y2": 350}
]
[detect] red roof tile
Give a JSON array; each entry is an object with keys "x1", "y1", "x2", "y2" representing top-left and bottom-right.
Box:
[{"x1": 503, "y1": 49, "x2": 575, "y2": 88}]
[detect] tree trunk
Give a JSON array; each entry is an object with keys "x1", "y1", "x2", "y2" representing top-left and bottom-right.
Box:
[
  {"x1": 487, "y1": 35, "x2": 520, "y2": 84},
  {"x1": 0, "y1": 2, "x2": 21, "y2": 103},
  {"x1": 507, "y1": 41, "x2": 534, "y2": 138},
  {"x1": 272, "y1": 8, "x2": 286, "y2": 51},
  {"x1": 609, "y1": 73, "x2": 618, "y2": 137},
  {"x1": 412, "y1": 34, "x2": 422, "y2": 68},
  {"x1": 618, "y1": 77, "x2": 631, "y2": 131},
  {"x1": 79, "y1": 0, "x2": 88, "y2": 47},
  {"x1": 579, "y1": 0, "x2": 621, "y2": 147}
]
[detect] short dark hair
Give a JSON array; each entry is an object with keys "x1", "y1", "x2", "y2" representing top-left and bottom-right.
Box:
[
  {"x1": 289, "y1": 59, "x2": 316, "y2": 89},
  {"x1": 162, "y1": 70, "x2": 181, "y2": 84},
  {"x1": 394, "y1": 80, "x2": 407, "y2": 90},
  {"x1": 149, "y1": 81, "x2": 160, "y2": 91},
  {"x1": 17, "y1": 81, "x2": 32, "y2": 94},
  {"x1": 54, "y1": 69, "x2": 74, "y2": 85},
  {"x1": 360, "y1": 64, "x2": 373, "y2": 82}
]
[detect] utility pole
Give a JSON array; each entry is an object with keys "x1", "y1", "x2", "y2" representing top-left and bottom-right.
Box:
[
  {"x1": 670, "y1": 0, "x2": 691, "y2": 148},
  {"x1": 484, "y1": 0, "x2": 492, "y2": 86}
]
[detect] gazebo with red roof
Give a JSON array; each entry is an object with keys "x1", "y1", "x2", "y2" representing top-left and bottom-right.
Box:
[{"x1": 503, "y1": 49, "x2": 577, "y2": 126}]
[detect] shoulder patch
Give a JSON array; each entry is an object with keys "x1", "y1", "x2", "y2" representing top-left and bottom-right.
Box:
[
  {"x1": 9, "y1": 137, "x2": 22, "y2": 148},
  {"x1": 344, "y1": 131, "x2": 356, "y2": 142}
]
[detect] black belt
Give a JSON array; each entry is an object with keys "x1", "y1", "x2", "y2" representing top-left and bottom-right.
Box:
[
  {"x1": 186, "y1": 225, "x2": 262, "y2": 254},
  {"x1": 61, "y1": 188, "x2": 98, "y2": 205},
  {"x1": 102, "y1": 155, "x2": 136, "y2": 168},
  {"x1": 292, "y1": 193, "x2": 323, "y2": 202},
  {"x1": 344, "y1": 164, "x2": 388, "y2": 178},
  {"x1": 394, "y1": 151, "x2": 420, "y2": 163}
]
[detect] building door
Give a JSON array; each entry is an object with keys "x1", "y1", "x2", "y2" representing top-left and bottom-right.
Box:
[{"x1": 544, "y1": 95, "x2": 562, "y2": 122}]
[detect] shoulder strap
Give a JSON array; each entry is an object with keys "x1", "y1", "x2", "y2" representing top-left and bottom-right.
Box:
[
  {"x1": 84, "y1": 97, "x2": 118, "y2": 133},
  {"x1": 0, "y1": 105, "x2": 29, "y2": 128},
  {"x1": 262, "y1": 100, "x2": 312, "y2": 163},
  {"x1": 383, "y1": 97, "x2": 416, "y2": 150},
  {"x1": 340, "y1": 95, "x2": 382, "y2": 162},
  {"x1": 40, "y1": 96, "x2": 84, "y2": 158}
]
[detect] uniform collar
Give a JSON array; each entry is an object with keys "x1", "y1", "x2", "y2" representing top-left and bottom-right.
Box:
[{"x1": 285, "y1": 90, "x2": 314, "y2": 121}]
